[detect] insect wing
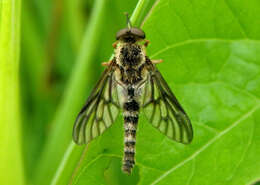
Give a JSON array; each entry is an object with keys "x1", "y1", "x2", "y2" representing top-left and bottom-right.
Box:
[
  {"x1": 73, "y1": 67, "x2": 120, "y2": 145},
  {"x1": 142, "y1": 66, "x2": 193, "y2": 144}
]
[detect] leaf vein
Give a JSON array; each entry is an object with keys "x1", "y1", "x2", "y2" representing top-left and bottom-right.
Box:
[
  {"x1": 150, "y1": 104, "x2": 260, "y2": 185},
  {"x1": 150, "y1": 38, "x2": 260, "y2": 58},
  {"x1": 186, "y1": 159, "x2": 196, "y2": 185},
  {"x1": 224, "y1": 0, "x2": 248, "y2": 38},
  {"x1": 226, "y1": 120, "x2": 255, "y2": 181}
]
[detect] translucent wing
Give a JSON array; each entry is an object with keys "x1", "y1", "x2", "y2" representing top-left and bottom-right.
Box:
[
  {"x1": 142, "y1": 64, "x2": 193, "y2": 144},
  {"x1": 73, "y1": 65, "x2": 120, "y2": 145}
]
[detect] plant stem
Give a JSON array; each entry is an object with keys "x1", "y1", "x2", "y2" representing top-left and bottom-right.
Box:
[
  {"x1": 131, "y1": 0, "x2": 154, "y2": 27},
  {"x1": 0, "y1": 0, "x2": 24, "y2": 184}
]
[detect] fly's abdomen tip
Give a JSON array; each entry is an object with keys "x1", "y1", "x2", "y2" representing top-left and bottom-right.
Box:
[
  {"x1": 122, "y1": 165, "x2": 132, "y2": 174},
  {"x1": 122, "y1": 136, "x2": 136, "y2": 174},
  {"x1": 122, "y1": 158, "x2": 135, "y2": 174}
]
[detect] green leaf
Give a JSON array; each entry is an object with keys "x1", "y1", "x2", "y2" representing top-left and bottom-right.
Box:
[
  {"x1": 0, "y1": 0, "x2": 24, "y2": 185},
  {"x1": 64, "y1": 0, "x2": 260, "y2": 184}
]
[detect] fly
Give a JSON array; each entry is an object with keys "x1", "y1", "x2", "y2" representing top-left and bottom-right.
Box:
[{"x1": 72, "y1": 13, "x2": 193, "y2": 174}]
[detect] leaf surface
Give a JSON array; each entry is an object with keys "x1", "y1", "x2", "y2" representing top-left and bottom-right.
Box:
[{"x1": 56, "y1": 0, "x2": 260, "y2": 184}]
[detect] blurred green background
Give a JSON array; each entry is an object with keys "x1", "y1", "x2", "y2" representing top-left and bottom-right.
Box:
[{"x1": 1, "y1": 0, "x2": 260, "y2": 185}]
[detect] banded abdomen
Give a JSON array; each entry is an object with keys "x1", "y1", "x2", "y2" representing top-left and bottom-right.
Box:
[{"x1": 122, "y1": 87, "x2": 140, "y2": 174}]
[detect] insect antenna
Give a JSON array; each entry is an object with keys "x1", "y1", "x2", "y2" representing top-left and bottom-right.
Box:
[{"x1": 124, "y1": 12, "x2": 132, "y2": 29}]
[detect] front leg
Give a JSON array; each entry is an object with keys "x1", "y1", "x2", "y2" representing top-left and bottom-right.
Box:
[
  {"x1": 144, "y1": 40, "x2": 150, "y2": 47},
  {"x1": 112, "y1": 41, "x2": 118, "y2": 48},
  {"x1": 151, "y1": 59, "x2": 163, "y2": 64},
  {"x1": 101, "y1": 60, "x2": 113, "y2": 66}
]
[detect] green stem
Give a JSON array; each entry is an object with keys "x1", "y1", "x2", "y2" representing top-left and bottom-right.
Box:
[
  {"x1": 131, "y1": 0, "x2": 154, "y2": 27},
  {"x1": 50, "y1": 142, "x2": 78, "y2": 185},
  {"x1": 0, "y1": 0, "x2": 24, "y2": 185},
  {"x1": 64, "y1": 0, "x2": 85, "y2": 52}
]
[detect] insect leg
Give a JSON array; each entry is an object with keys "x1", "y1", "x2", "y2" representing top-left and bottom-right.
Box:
[
  {"x1": 102, "y1": 60, "x2": 113, "y2": 66},
  {"x1": 144, "y1": 40, "x2": 150, "y2": 47},
  {"x1": 151, "y1": 59, "x2": 163, "y2": 64},
  {"x1": 112, "y1": 41, "x2": 118, "y2": 48}
]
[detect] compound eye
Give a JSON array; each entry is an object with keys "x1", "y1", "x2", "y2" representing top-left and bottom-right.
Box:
[
  {"x1": 130, "y1": 28, "x2": 145, "y2": 39},
  {"x1": 116, "y1": 28, "x2": 129, "y2": 40},
  {"x1": 115, "y1": 27, "x2": 146, "y2": 41}
]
